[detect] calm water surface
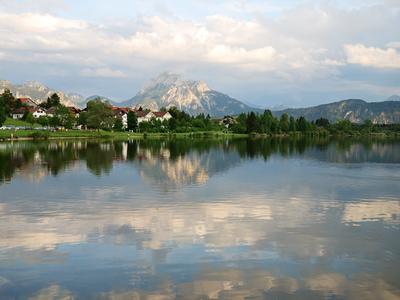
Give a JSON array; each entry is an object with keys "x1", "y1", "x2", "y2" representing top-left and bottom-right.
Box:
[{"x1": 0, "y1": 138, "x2": 399, "y2": 299}]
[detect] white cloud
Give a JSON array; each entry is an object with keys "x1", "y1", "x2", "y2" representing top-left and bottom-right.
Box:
[
  {"x1": 386, "y1": 41, "x2": 400, "y2": 48},
  {"x1": 0, "y1": 11, "x2": 345, "y2": 75},
  {"x1": 80, "y1": 67, "x2": 127, "y2": 78},
  {"x1": 344, "y1": 44, "x2": 400, "y2": 69},
  {"x1": 0, "y1": 1, "x2": 398, "y2": 104}
]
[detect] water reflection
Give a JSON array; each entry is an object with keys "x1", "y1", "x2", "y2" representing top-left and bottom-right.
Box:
[
  {"x1": 1, "y1": 137, "x2": 400, "y2": 185},
  {"x1": 0, "y1": 137, "x2": 399, "y2": 299}
]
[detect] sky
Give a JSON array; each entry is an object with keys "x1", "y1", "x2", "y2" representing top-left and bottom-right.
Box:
[{"x1": 0, "y1": 0, "x2": 399, "y2": 108}]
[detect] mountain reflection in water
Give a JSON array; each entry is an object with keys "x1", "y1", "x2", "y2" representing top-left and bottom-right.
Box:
[{"x1": 0, "y1": 137, "x2": 399, "y2": 299}]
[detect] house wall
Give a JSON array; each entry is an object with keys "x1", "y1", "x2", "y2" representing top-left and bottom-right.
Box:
[
  {"x1": 12, "y1": 114, "x2": 24, "y2": 120},
  {"x1": 33, "y1": 110, "x2": 47, "y2": 118}
]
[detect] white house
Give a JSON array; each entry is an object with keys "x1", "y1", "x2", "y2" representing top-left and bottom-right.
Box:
[
  {"x1": 12, "y1": 107, "x2": 29, "y2": 119},
  {"x1": 136, "y1": 111, "x2": 155, "y2": 123},
  {"x1": 121, "y1": 113, "x2": 128, "y2": 129},
  {"x1": 153, "y1": 111, "x2": 172, "y2": 122},
  {"x1": 136, "y1": 111, "x2": 172, "y2": 123},
  {"x1": 32, "y1": 108, "x2": 47, "y2": 118},
  {"x1": 112, "y1": 107, "x2": 130, "y2": 129}
]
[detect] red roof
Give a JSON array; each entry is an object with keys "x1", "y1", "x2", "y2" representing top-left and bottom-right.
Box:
[
  {"x1": 153, "y1": 111, "x2": 168, "y2": 118},
  {"x1": 112, "y1": 106, "x2": 130, "y2": 113},
  {"x1": 17, "y1": 98, "x2": 37, "y2": 107},
  {"x1": 67, "y1": 106, "x2": 81, "y2": 114},
  {"x1": 135, "y1": 111, "x2": 149, "y2": 118},
  {"x1": 13, "y1": 107, "x2": 30, "y2": 114}
]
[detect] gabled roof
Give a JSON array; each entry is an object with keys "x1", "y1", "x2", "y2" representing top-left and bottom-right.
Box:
[
  {"x1": 67, "y1": 106, "x2": 81, "y2": 114},
  {"x1": 112, "y1": 106, "x2": 130, "y2": 116},
  {"x1": 135, "y1": 110, "x2": 150, "y2": 118},
  {"x1": 17, "y1": 97, "x2": 38, "y2": 107},
  {"x1": 12, "y1": 106, "x2": 30, "y2": 114},
  {"x1": 153, "y1": 111, "x2": 168, "y2": 118},
  {"x1": 46, "y1": 107, "x2": 57, "y2": 114}
]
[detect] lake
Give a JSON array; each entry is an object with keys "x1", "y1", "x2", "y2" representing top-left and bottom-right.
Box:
[{"x1": 0, "y1": 137, "x2": 399, "y2": 299}]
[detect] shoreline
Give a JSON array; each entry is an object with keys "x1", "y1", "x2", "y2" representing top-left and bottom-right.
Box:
[{"x1": 0, "y1": 129, "x2": 399, "y2": 142}]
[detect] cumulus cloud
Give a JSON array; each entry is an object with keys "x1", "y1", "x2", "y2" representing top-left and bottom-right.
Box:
[
  {"x1": 344, "y1": 44, "x2": 400, "y2": 68},
  {"x1": 0, "y1": 1, "x2": 399, "y2": 104}
]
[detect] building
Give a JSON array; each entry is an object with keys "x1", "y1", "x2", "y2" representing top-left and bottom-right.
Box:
[
  {"x1": 112, "y1": 107, "x2": 130, "y2": 129},
  {"x1": 32, "y1": 108, "x2": 47, "y2": 118},
  {"x1": 219, "y1": 115, "x2": 237, "y2": 128},
  {"x1": 67, "y1": 106, "x2": 82, "y2": 119},
  {"x1": 12, "y1": 107, "x2": 30, "y2": 119},
  {"x1": 153, "y1": 111, "x2": 172, "y2": 122},
  {"x1": 136, "y1": 110, "x2": 155, "y2": 123},
  {"x1": 108, "y1": 107, "x2": 173, "y2": 126},
  {"x1": 17, "y1": 97, "x2": 38, "y2": 107}
]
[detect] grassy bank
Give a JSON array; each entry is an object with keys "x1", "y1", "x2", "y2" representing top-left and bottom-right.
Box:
[
  {"x1": 3, "y1": 118, "x2": 41, "y2": 128},
  {"x1": 0, "y1": 127, "x2": 399, "y2": 141},
  {"x1": 0, "y1": 129, "x2": 247, "y2": 141}
]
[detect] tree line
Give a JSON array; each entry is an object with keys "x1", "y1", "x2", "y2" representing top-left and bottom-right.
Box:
[{"x1": 229, "y1": 110, "x2": 400, "y2": 135}]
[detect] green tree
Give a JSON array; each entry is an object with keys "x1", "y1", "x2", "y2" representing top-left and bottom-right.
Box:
[
  {"x1": 25, "y1": 112, "x2": 35, "y2": 125},
  {"x1": 336, "y1": 119, "x2": 352, "y2": 132},
  {"x1": 86, "y1": 99, "x2": 114, "y2": 130},
  {"x1": 363, "y1": 119, "x2": 373, "y2": 132},
  {"x1": 127, "y1": 111, "x2": 138, "y2": 131},
  {"x1": 0, "y1": 96, "x2": 6, "y2": 126},
  {"x1": 246, "y1": 112, "x2": 258, "y2": 133},
  {"x1": 37, "y1": 116, "x2": 50, "y2": 126},
  {"x1": 45, "y1": 93, "x2": 61, "y2": 109},
  {"x1": 78, "y1": 111, "x2": 88, "y2": 127},
  {"x1": 114, "y1": 117, "x2": 124, "y2": 131},
  {"x1": 296, "y1": 116, "x2": 308, "y2": 132},
  {"x1": 50, "y1": 115, "x2": 60, "y2": 127},
  {"x1": 279, "y1": 113, "x2": 289, "y2": 133},
  {"x1": 270, "y1": 117, "x2": 279, "y2": 133},
  {"x1": 0, "y1": 89, "x2": 16, "y2": 116},
  {"x1": 315, "y1": 118, "x2": 330, "y2": 127},
  {"x1": 289, "y1": 116, "x2": 296, "y2": 131},
  {"x1": 260, "y1": 110, "x2": 273, "y2": 133},
  {"x1": 168, "y1": 117, "x2": 177, "y2": 131},
  {"x1": 55, "y1": 105, "x2": 74, "y2": 128}
]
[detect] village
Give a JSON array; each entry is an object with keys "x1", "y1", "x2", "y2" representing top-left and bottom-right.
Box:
[{"x1": 8, "y1": 95, "x2": 172, "y2": 130}]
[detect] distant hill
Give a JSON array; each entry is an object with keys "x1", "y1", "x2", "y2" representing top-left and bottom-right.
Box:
[
  {"x1": 274, "y1": 99, "x2": 400, "y2": 124},
  {"x1": 116, "y1": 72, "x2": 262, "y2": 116},
  {"x1": 0, "y1": 80, "x2": 84, "y2": 107}
]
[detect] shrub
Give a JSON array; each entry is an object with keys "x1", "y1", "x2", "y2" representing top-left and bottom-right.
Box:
[{"x1": 29, "y1": 131, "x2": 50, "y2": 139}]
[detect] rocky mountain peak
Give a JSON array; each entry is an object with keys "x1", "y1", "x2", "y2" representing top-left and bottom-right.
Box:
[
  {"x1": 0, "y1": 79, "x2": 84, "y2": 107},
  {"x1": 123, "y1": 72, "x2": 256, "y2": 116},
  {"x1": 139, "y1": 72, "x2": 211, "y2": 95},
  {"x1": 24, "y1": 80, "x2": 46, "y2": 90}
]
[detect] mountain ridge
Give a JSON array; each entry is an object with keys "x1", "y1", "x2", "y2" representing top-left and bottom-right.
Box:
[
  {"x1": 0, "y1": 80, "x2": 84, "y2": 107},
  {"x1": 274, "y1": 98, "x2": 400, "y2": 124},
  {"x1": 118, "y1": 72, "x2": 261, "y2": 116},
  {"x1": 2, "y1": 76, "x2": 400, "y2": 123}
]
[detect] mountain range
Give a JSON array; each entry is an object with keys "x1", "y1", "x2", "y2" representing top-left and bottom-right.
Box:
[
  {"x1": 1, "y1": 74, "x2": 399, "y2": 123},
  {"x1": 0, "y1": 80, "x2": 84, "y2": 107},
  {"x1": 274, "y1": 98, "x2": 400, "y2": 124},
  {"x1": 111, "y1": 72, "x2": 260, "y2": 116}
]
